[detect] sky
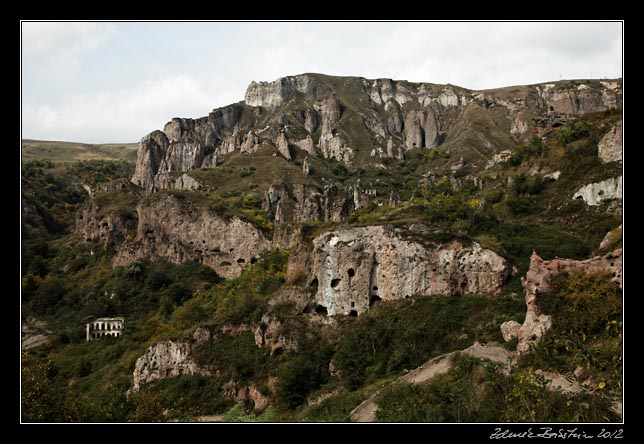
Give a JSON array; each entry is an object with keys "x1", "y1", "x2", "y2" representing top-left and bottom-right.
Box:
[{"x1": 21, "y1": 21, "x2": 623, "y2": 144}]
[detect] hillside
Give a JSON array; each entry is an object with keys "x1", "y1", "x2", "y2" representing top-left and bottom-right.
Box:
[
  {"x1": 21, "y1": 73, "x2": 622, "y2": 424},
  {"x1": 22, "y1": 139, "x2": 138, "y2": 163}
]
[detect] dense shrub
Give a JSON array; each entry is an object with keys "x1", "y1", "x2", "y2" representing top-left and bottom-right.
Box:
[
  {"x1": 506, "y1": 196, "x2": 535, "y2": 215},
  {"x1": 527, "y1": 271, "x2": 622, "y2": 393},
  {"x1": 558, "y1": 120, "x2": 590, "y2": 146},
  {"x1": 332, "y1": 295, "x2": 524, "y2": 390},
  {"x1": 376, "y1": 356, "x2": 502, "y2": 422},
  {"x1": 508, "y1": 137, "x2": 543, "y2": 166},
  {"x1": 191, "y1": 332, "x2": 271, "y2": 384}
]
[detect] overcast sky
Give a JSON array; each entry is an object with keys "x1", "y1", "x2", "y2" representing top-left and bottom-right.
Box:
[{"x1": 21, "y1": 21, "x2": 623, "y2": 144}]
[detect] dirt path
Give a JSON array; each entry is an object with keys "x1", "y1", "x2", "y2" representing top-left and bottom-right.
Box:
[{"x1": 350, "y1": 342, "x2": 515, "y2": 422}]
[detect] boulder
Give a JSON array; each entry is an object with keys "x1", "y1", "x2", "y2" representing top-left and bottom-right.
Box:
[{"x1": 131, "y1": 340, "x2": 208, "y2": 391}]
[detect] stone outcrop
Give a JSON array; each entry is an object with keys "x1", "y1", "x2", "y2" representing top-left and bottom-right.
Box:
[
  {"x1": 308, "y1": 225, "x2": 510, "y2": 316},
  {"x1": 254, "y1": 313, "x2": 298, "y2": 356},
  {"x1": 293, "y1": 135, "x2": 316, "y2": 156},
  {"x1": 22, "y1": 317, "x2": 52, "y2": 350},
  {"x1": 173, "y1": 174, "x2": 201, "y2": 190},
  {"x1": 403, "y1": 109, "x2": 440, "y2": 150},
  {"x1": 500, "y1": 320, "x2": 521, "y2": 342},
  {"x1": 598, "y1": 120, "x2": 622, "y2": 163},
  {"x1": 131, "y1": 340, "x2": 208, "y2": 391},
  {"x1": 275, "y1": 131, "x2": 292, "y2": 160},
  {"x1": 76, "y1": 200, "x2": 133, "y2": 247},
  {"x1": 599, "y1": 225, "x2": 622, "y2": 251},
  {"x1": 114, "y1": 194, "x2": 271, "y2": 279},
  {"x1": 261, "y1": 183, "x2": 356, "y2": 224},
  {"x1": 240, "y1": 131, "x2": 261, "y2": 154},
  {"x1": 573, "y1": 176, "x2": 622, "y2": 206},
  {"x1": 244, "y1": 75, "x2": 327, "y2": 109},
  {"x1": 517, "y1": 250, "x2": 622, "y2": 355}
]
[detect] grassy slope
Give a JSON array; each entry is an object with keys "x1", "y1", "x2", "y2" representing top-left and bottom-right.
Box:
[{"x1": 22, "y1": 139, "x2": 138, "y2": 163}]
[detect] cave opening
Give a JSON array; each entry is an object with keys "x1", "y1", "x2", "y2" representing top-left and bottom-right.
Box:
[
  {"x1": 347, "y1": 268, "x2": 355, "y2": 278},
  {"x1": 370, "y1": 295, "x2": 382, "y2": 307},
  {"x1": 315, "y1": 304, "x2": 328, "y2": 316},
  {"x1": 331, "y1": 278, "x2": 341, "y2": 288},
  {"x1": 349, "y1": 310, "x2": 358, "y2": 317},
  {"x1": 272, "y1": 346, "x2": 284, "y2": 356}
]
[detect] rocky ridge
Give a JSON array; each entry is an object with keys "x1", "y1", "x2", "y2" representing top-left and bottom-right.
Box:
[{"x1": 132, "y1": 74, "x2": 622, "y2": 195}]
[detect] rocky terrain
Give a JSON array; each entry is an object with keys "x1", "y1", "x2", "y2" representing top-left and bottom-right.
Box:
[{"x1": 22, "y1": 73, "x2": 623, "y2": 423}]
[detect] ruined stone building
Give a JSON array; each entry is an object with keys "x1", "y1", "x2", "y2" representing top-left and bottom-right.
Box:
[{"x1": 85, "y1": 317, "x2": 124, "y2": 342}]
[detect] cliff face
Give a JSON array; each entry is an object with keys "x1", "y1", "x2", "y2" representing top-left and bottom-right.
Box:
[
  {"x1": 307, "y1": 225, "x2": 510, "y2": 316},
  {"x1": 132, "y1": 74, "x2": 622, "y2": 195},
  {"x1": 516, "y1": 250, "x2": 622, "y2": 355},
  {"x1": 114, "y1": 194, "x2": 272, "y2": 279}
]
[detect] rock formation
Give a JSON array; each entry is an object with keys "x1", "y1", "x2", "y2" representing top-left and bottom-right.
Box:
[
  {"x1": 114, "y1": 194, "x2": 272, "y2": 279},
  {"x1": 76, "y1": 200, "x2": 132, "y2": 247},
  {"x1": 516, "y1": 250, "x2": 622, "y2": 355},
  {"x1": 254, "y1": 313, "x2": 298, "y2": 356},
  {"x1": 130, "y1": 74, "x2": 621, "y2": 196},
  {"x1": 500, "y1": 320, "x2": 521, "y2": 342},
  {"x1": 598, "y1": 120, "x2": 622, "y2": 163},
  {"x1": 275, "y1": 130, "x2": 292, "y2": 161},
  {"x1": 573, "y1": 176, "x2": 622, "y2": 206},
  {"x1": 308, "y1": 225, "x2": 510, "y2": 316},
  {"x1": 131, "y1": 340, "x2": 208, "y2": 391}
]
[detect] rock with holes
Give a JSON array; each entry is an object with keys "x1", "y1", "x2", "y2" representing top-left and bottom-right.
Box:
[
  {"x1": 114, "y1": 194, "x2": 271, "y2": 279},
  {"x1": 131, "y1": 340, "x2": 209, "y2": 391},
  {"x1": 254, "y1": 313, "x2": 298, "y2": 356},
  {"x1": 573, "y1": 176, "x2": 622, "y2": 206},
  {"x1": 517, "y1": 250, "x2": 622, "y2": 355},
  {"x1": 307, "y1": 225, "x2": 510, "y2": 316}
]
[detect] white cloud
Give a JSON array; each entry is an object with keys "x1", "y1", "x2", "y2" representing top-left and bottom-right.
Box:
[
  {"x1": 22, "y1": 22, "x2": 116, "y2": 75},
  {"x1": 23, "y1": 74, "x2": 220, "y2": 143}
]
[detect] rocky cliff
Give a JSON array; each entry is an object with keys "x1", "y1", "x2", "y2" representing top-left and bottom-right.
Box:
[
  {"x1": 114, "y1": 194, "x2": 272, "y2": 279},
  {"x1": 307, "y1": 225, "x2": 510, "y2": 316},
  {"x1": 132, "y1": 74, "x2": 622, "y2": 195},
  {"x1": 516, "y1": 249, "x2": 622, "y2": 355}
]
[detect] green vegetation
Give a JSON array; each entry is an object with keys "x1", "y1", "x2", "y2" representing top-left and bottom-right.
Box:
[
  {"x1": 22, "y1": 94, "x2": 622, "y2": 422},
  {"x1": 558, "y1": 120, "x2": 590, "y2": 146},
  {"x1": 524, "y1": 271, "x2": 622, "y2": 395},
  {"x1": 375, "y1": 355, "x2": 618, "y2": 422},
  {"x1": 67, "y1": 160, "x2": 134, "y2": 187},
  {"x1": 332, "y1": 294, "x2": 524, "y2": 390},
  {"x1": 507, "y1": 137, "x2": 544, "y2": 166}
]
